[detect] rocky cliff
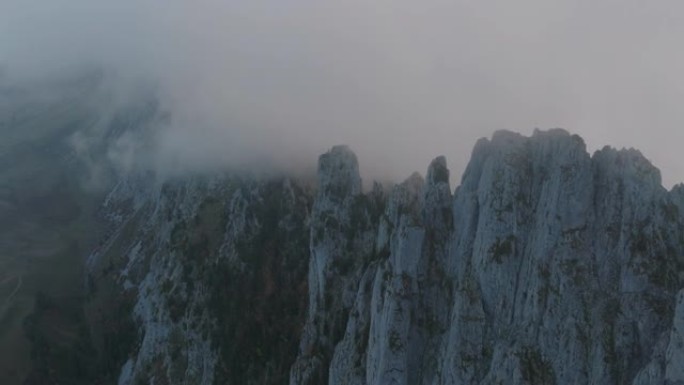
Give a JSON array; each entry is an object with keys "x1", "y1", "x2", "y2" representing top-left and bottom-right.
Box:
[{"x1": 85, "y1": 129, "x2": 684, "y2": 384}]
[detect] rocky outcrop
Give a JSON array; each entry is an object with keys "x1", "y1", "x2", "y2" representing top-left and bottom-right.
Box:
[
  {"x1": 86, "y1": 175, "x2": 313, "y2": 385},
  {"x1": 87, "y1": 129, "x2": 684, "y2": 385},
  {"x1": 290, "y1": 146, "x2": 382, "y2": 385},
  {"x1": 292, "y1": 129, "x2": 684, "y2": 385}
]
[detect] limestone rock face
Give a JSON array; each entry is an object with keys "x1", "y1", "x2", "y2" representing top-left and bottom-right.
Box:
[
  {"x1": 89, "y1": 130, "x2": 684, "y2": 385},
  {"x1": 293, "y1": 129, "x2": 684, "y2": 385},
  {"x1": 291, "y1": 145, "x2": 381, "y2": 385}
]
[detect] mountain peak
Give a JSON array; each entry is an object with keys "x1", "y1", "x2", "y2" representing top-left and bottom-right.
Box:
[
  {"x1": 427, "y1": 156, "x2": 449, "y2": 185},
  {"x1": 317, "y1": 145, "x2": 361, "y2": 199},
  {"x1": 593, "y1": 145, "x2": 663, "y2": 188}
]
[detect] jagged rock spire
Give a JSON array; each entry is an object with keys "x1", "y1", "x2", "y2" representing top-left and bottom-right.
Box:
[{"x1": 316, "y1": 145, "x2": 361, "y2": 202}]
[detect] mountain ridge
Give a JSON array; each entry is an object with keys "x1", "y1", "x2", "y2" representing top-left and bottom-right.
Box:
[{"x1": 63, "y1": 128, "x2": 684, "y2": 384}]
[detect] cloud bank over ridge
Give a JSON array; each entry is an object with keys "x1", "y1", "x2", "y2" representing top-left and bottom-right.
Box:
[{"x1": 2, "y1": 0, "x2": 684, "y2": 186}]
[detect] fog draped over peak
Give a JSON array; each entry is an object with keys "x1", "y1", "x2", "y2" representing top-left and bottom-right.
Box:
[{"x1": 2, "y1": 0, "x2": 684, "y2": 186}]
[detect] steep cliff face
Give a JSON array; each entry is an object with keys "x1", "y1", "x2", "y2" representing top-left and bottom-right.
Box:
[
  {"x1": 290, "y1": 145, "x2": 383, "y2": 385},
  {"x1": 87, "y1": 129, "x2": 684, "y2": 385},
  {"x1": 436, "y1": 130, "x2": 682, "y2": 385},
  {"x1": 291, "y1": 129, "x2": 684, "y2": 385}
]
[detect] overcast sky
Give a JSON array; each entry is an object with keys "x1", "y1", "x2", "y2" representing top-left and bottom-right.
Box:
[{"x1": 2, "y1": 0, "x2": 684, "y2": 187}]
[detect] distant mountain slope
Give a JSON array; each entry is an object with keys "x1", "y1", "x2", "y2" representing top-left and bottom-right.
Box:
[{"x1": 0, "y1": 74, "x2": 162, "y2": 385}]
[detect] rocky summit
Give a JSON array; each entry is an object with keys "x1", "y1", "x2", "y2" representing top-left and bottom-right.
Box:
[{"x1": 74, "y1": 129, "x2": 684, "y2": 384}]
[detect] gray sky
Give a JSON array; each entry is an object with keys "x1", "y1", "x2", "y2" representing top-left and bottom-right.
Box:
[{"x1": 2, "y1": 0, "x2": 684, "y2": 187}]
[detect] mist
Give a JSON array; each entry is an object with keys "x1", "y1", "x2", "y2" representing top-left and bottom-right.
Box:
[{"x1": 3, "y1": 0, "x2": 684, "y2": 187}]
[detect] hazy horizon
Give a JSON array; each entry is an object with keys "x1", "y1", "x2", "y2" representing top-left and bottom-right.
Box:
[{"x1": 3, "y1": 0, "x2": 684, "y2": 187}]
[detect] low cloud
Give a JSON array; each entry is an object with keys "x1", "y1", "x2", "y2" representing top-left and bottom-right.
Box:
[{"x1": 2, "y1": 0, "x2": 684, "y2": 186}]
